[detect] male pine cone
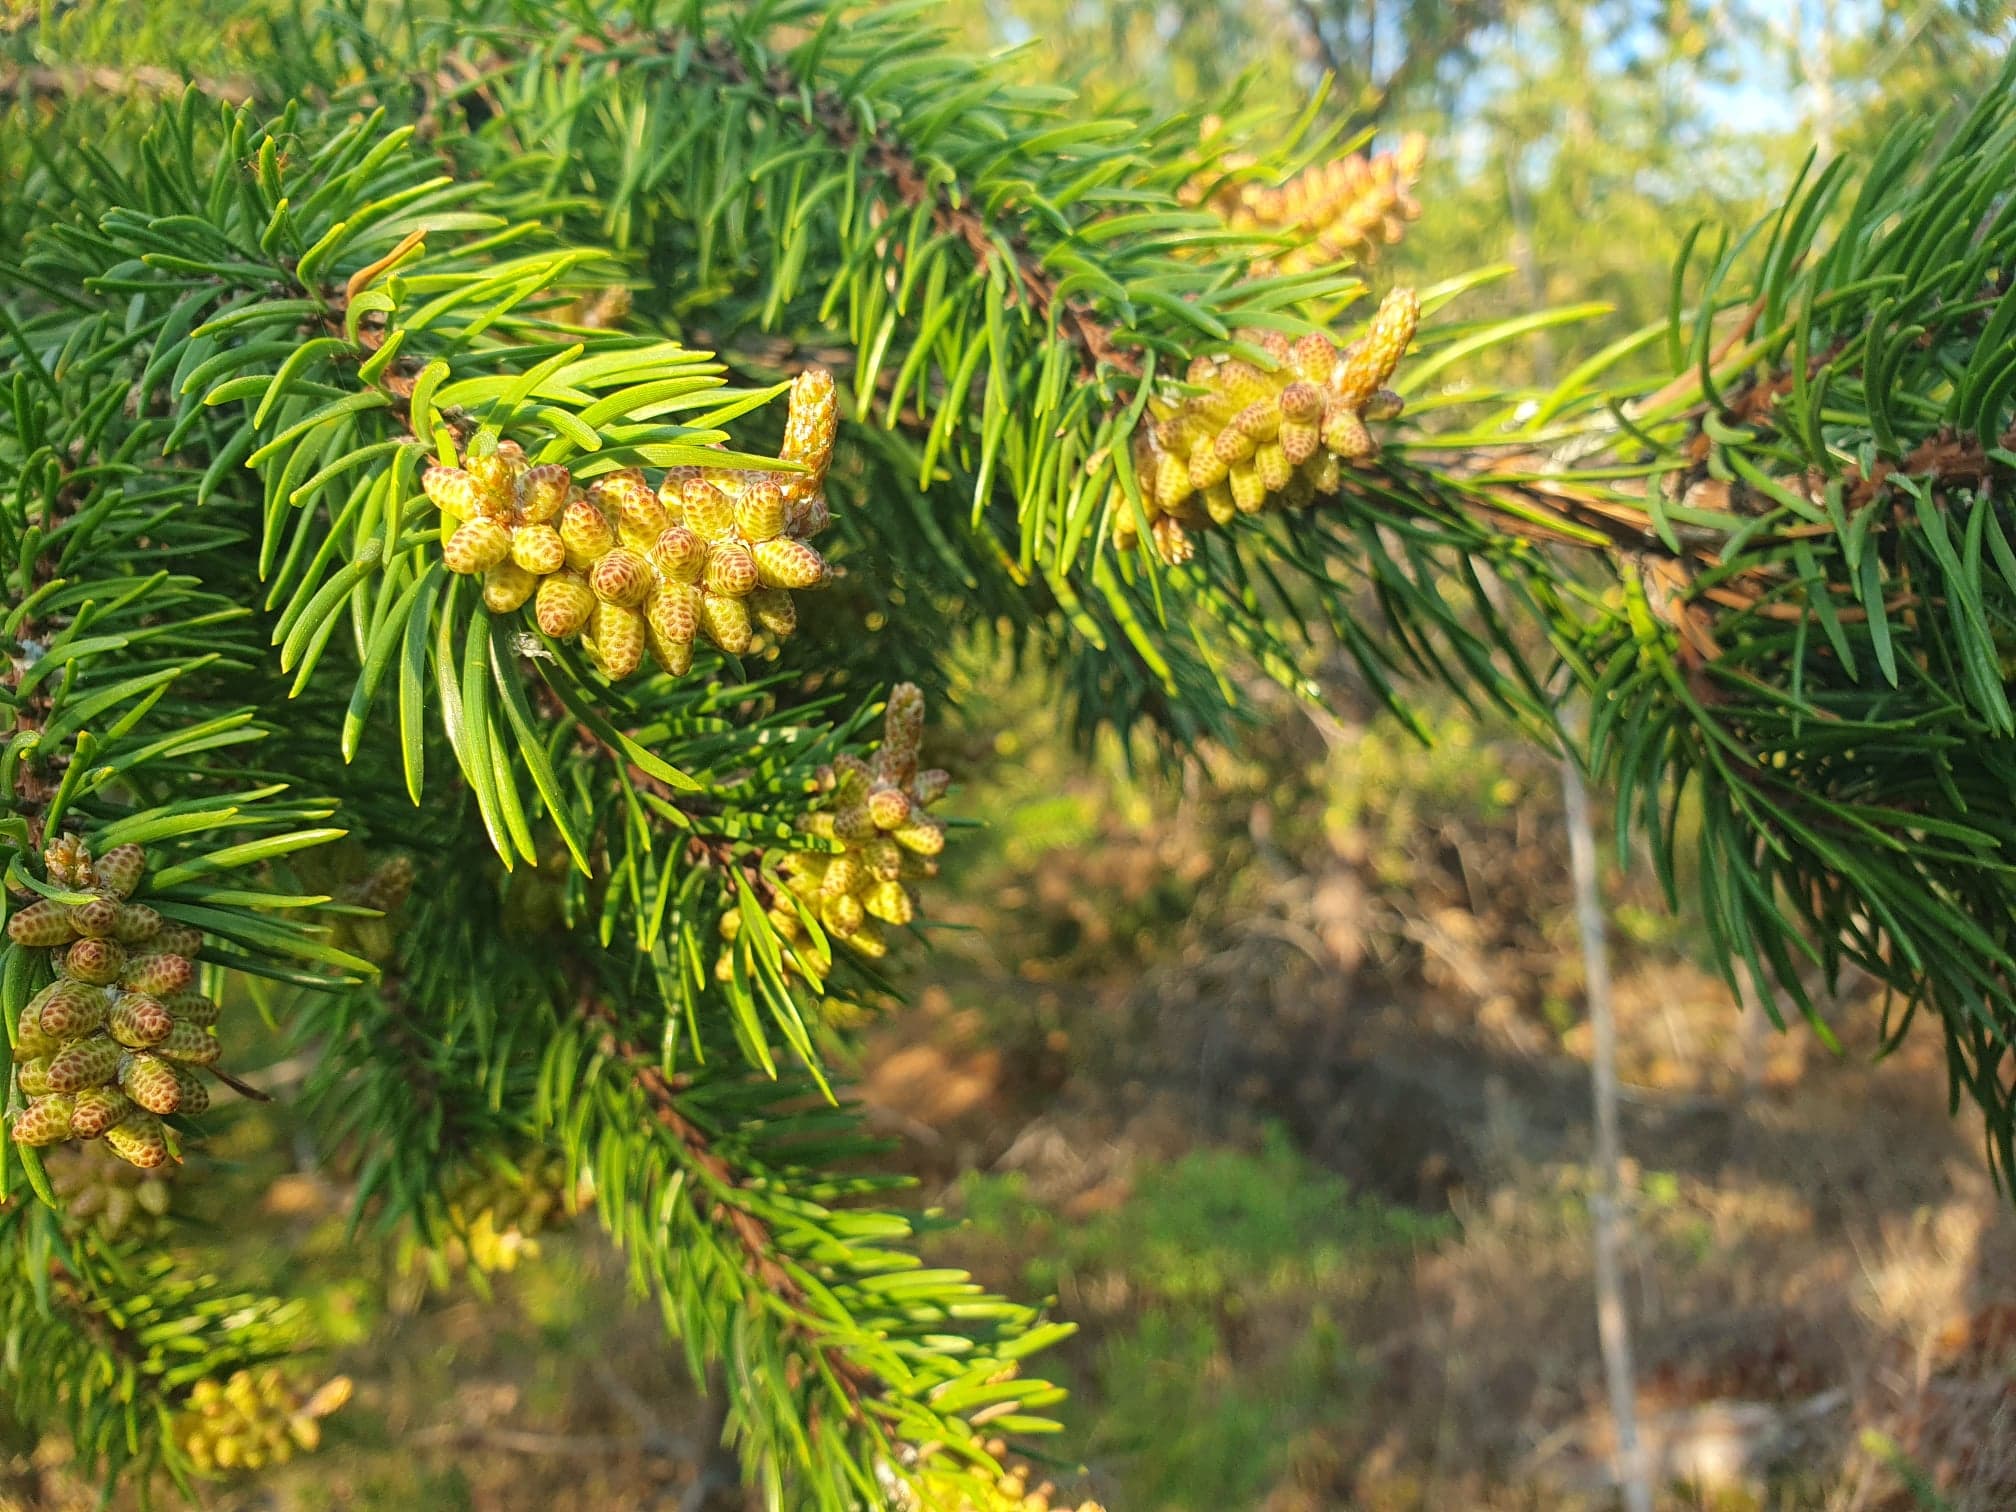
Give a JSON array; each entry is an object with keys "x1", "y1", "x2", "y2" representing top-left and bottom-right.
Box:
[
  {"x1": 49, "y1": 1139, "x2": 175, "y2": 1238},
  {"x1": 898, "y1": 1434, "x2": 1106, "y2": 1512},
  {"x1": 424, "y1": 367, "x2": 840, "y2": 679},
  {"x1": 720, "y1": 683, "x2": 949, "y2": 972},
  {"x1": 1115, "y1": 288, "x2": 1419, "y2": 564},
  {"x1": 6, "y1": 839, "x2": 224, "y2": 1168},
  {"x1": 176, "y1": 1368, "x2": 353, "y2": 1475},
  {"x1": 399, "y1": 1151, "x2": 587, "y2": 1292},
  {"x1": 1194, "y1": 134, "x2": 1427, "y2": 276}
]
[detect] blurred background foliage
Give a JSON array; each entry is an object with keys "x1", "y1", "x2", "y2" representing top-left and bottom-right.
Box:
[{"x1": 9, "y1": 0, "x2": 2016, "y2": 1508}]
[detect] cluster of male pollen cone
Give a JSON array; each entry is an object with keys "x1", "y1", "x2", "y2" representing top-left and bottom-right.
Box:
[
  {"x1": 891, "y1": 1434, "x2": 1105, "y2": 1512},
  {"x1": 720, "y1": 683, "x2": 949, "y2": 970},
  {"x1": 50, "y1": 1140, "x2": 175, "y2": 1238},
  {"x1": 175, "y1": 1368, "x2": 353, "y2": 1474},
  {"x1": 331, "y1": 851, "x2": 415, "y2": 966},
  {"x1": 398, "y1": 1151, "x2": 588, "y2": 1298},
  {"x1": 1114, "y1": 286, "x2": 1419, "y2": 565},
  {"x1": 5, "y1": 839, "x2": 222, "y2": 1168},
  {"x1": 1191, "y1": 133, "x2": 1427, "y2": 276},
  {"x1": 423, "y1": 366, "x2": 840, "y2": 679}
]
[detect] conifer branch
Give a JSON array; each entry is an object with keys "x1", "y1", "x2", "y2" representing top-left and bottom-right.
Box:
[
  {"x1": 413, "y1": 23, "x2": 1147, "y2": 385},
  {"x1": 581, "y1": 993, "x2": 877, "y2": 1406},
  {"x1": 11, "y1": 7, "x2": 2016, "y2": 1506}
]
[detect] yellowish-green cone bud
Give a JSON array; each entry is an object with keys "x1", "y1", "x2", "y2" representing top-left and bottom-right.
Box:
[
  {"x1": 32, "y1": 980, "x2": 107, "y2": 1040},
  {"x1": 110, "y1": 993, "x2": 173, "y2": 1048},
  {"x1": 119, "y1": 1052, "x2": 183, "y2": 1115},
  {"x1": 589, "y1": 546, "x2": 653, "y2": 608},
  {"x1": 515, "y1": 463, "x2": 571, "y2": 524},
  {"x1": 749, "y1": 587, "x2": 796, "y2": 638},
  {"x1": 170, "y1": 1065, "x2": 211, "y2": 1117},
  {"x1": 1332, "y1": 287, "x2": 1419, "y2": 407},
  {"x1": 94, "y1": 844, "x2": 145, "y2": 899},
  {"x1": 444, "y1": 517, "x2": 511, "y2": 575},
  {"x1": 122, "y1": 951, "x2": 193, "y2": 995},
  {"x1": 465, "y1": 452, "x2": 517, "y2": 514},
  {"x1": 1255, "y1": 441, "x2": 1293, "y2": 492},
  {"x1": 822, "y1": 853, "x2": 864, "y2": 897},
  {"x1": 63, "y1": 938, "x2": 124, "y2": 985},
  {"x1": 154, "y1": 1022, "x2": 221, "y2": 1066},
  {"x1": 1321, "y1": 407, "x2": 1375, "y2": 459},
  {"x1": 613, "y1": 490, "x2": 669, "y2": 550},
  {"x1": 1231, "y1": 399, "x2": 1279, "y2": 442},
  {"x1": 1188, "y1": 440, "x2": 1231, "y2": 492},
  {"x1": 1363, "y1": 387, "x2": 1405, "y2": 422},
  {"x1": 1228, "y1": 464, "x2": 1266, "y2": 514},
  {"x1": 893, "y1": 816, "x2": 947, "y2": 856},
  {"x1": 483, "y1": 559, "x2": 537, "y2": 614},
  {"x1": 161, "y1": 990, "x2": 221, "y2": 1026},
  {"x1": 1280, "y1": 419, "x2": 1321, "y2": 465},
  {"x1": 1152, "y1": 447, "x2": 1194, "y2": 510},
  {"x1": 113, "y1": 902, "x2": 163, "y2": 943},
  {"x1": 860, "y1": 837, "x2": 906, "y2": 882},
  {"x1": 832, "y1": 804, "x2": 877, "y2": 841},
  {"x1": 645, "y1": 583, "x2": 702, "y2": 676},
  {"x1": 753, "y1": 537, "x2": 827, "y2": 590},
  {"x1": 70, "y1": 1086, "x2": 132, "y2": 1138},
  {"x1": 13, "y1": 1094, "x2": 76, "y2": 1145},
  {"x1": 679, "y1": 479, "x2": 737, "y2": 541},
  {"x1": 70, "y1": 895, "x2": 121, "y2": 938},
  {"x1": 699, "y1": 592, "x2": 752, "y2": 655},
  {"x1": 509, "y1": 522, "x2": 566, "y2": 575},
  {"x1": 422, "y1": 465, "x2": 480, "y2": 520},
  {"x1": 831, "y1": 754, "x2": 873, "y2": 804},
  {"x1": 703, "y1": 542, "x2": 759, "y2": 597},
  {"x1": 104, "y1": 1108, "x2": 170, "y2": 1168},
  {"x1": 736, "y1": 482, "x2": 786, "y2": 542},
  {"x1": 868, "y1": 787, "x2": 912, "y2": 831},
  {"x1": 559, "y1": 498, "x2": 616, "y2": 569},
  {"x1": 535, "y1": 570, "x2": 595, "y2": 638},
  {"x1": 650, "y1": 526, "x2": 707, "y2": 583},
  {"x1": 863, "y1": 879, "x2": 915, "y2": 926},
  {"x1": 585, "y1": 602, "x2": 647, "y2": 680},
  {"x1": 587, "y1": 468, "x2": 654, "y2": 529},
  {"x1": 8, "y1": 898, "x2": 76, "y2": 947},
  {"x1": 820, "y1": 892, "x2": 864, "y2": 937}
]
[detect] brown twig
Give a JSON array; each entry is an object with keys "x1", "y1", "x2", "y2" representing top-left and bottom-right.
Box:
[
  {"x1": 409, "y1": 1420, "x2": 698, "y2": 1459},
  {"x1": 0, "y1": 64, "x2": 253, "y2": 105}
]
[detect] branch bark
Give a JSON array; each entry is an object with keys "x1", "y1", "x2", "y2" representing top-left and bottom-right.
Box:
[{"x1": 0, "y1": 64, "x2": 253, "y2": 105}]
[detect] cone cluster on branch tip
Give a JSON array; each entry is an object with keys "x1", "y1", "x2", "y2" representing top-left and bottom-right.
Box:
[
  {"x1": 719, "y1": 683, "x2": 949, "y2": 971},
  {"x1": 423, "y1": 366, "x2": 841, "y2": 680},
  {"x1": 400, "y1": 1152, "x2": 587, "y2": 1287},
  {"x1": 897, "y1": 1437, "x2": 1106, "y2": 1512},
  {"x1": 5, "y1": 840, "x2": 222, "y2": 1168},
  {"x1": 333, "y1": 852, "x2": 415, "y2": 966},
  {"x1": 49, "y1": 1140, "x2": 174, "y2": 1238},
  {"x1": 1190, "y1": 134, "x2": 1426, "y2": 276},
  {"x1": 175, "y1": 1369, "x2": 353, "y2": 1475},
  {"x1": 1114, "y1": 287, "x2": 1420, "y2": 565}
]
